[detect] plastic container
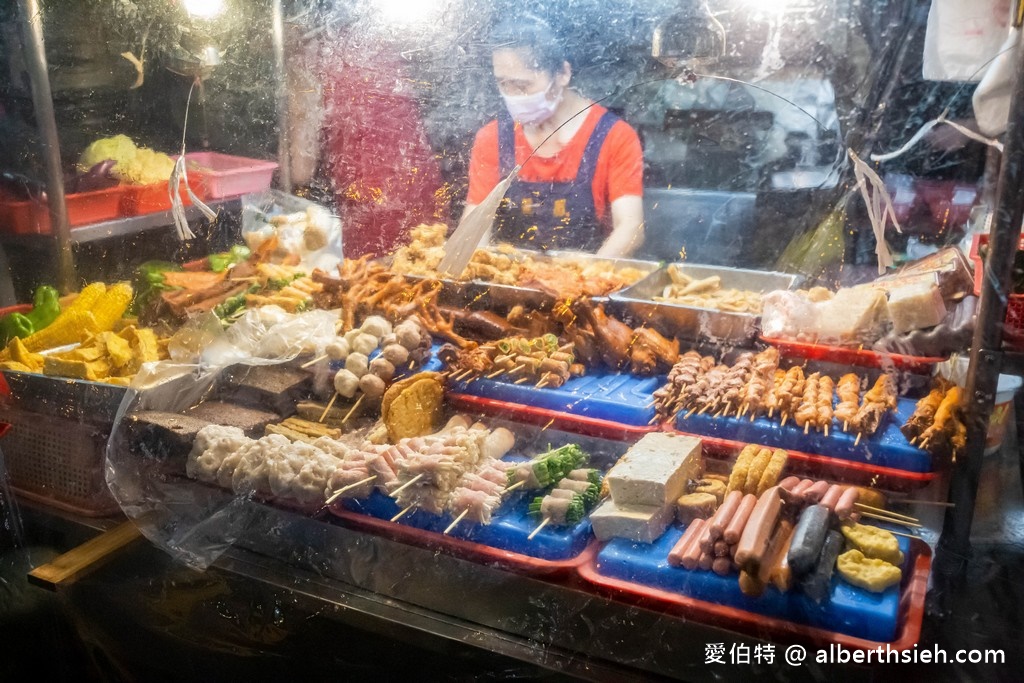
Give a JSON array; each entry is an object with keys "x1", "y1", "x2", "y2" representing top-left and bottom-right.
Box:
[
  {"x1": 120, "y1": 180, "x2": 194, "y2": 216},
  {"x1": 674, "y1": 396, "x2": 933, "y2": 472},
  {"x1": 987, "y1": 374, "x2": 1022, "y2": 454},
  {"x1": 187, "y1": 152, "x2": 278, "y2": 199},
  {"x1": 578, "y1": 534, "x2": 931, "y2": 651},
  {"x1": 447, "y1": 370, "x2": 662, "y2": 427},
  {"x1": 0, "y1": 186, "x2": 125, "y2": 235}
]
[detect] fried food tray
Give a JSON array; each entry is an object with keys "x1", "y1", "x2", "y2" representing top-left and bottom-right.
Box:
[
  {"x1": 396, "y1": 250, "x2": 659, "y2": 310},
  {"x1": 578, "y1": 529, "x2": 930, "y2": 649},
  {"x1": 610, "y1": 263, "x2": 799, "y2": 343}
]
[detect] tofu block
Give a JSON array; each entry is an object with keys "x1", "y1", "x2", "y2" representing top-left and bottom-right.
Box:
[
  {"x1": 887, "y1": 282, "x2": 947, "y2": 334},
  {"x1": 590, "y1": 499, "x2": 673, "y2": 543},
  {"x1": 812, "y1": 287, "x2": 890, "y2": 343},
  {"x1": 605, "y1": 432, "x2": 703, "y2": 507}
]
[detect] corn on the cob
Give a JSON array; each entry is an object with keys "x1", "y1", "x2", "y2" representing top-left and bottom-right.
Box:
[
  {"x1": 89, "y1": 282, "x2": 133, "y2": 333},
  {"x1": 19, "y1": 309, "x2": 97, "y2": 352},
  {"x1": 64, "y1": 282, "x2": 106, "y2": 316}
]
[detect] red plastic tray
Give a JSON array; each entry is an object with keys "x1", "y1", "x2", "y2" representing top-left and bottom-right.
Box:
[
  {"x1": 667, "y1": 427, "x2": 937, "y2": 491},
  {"x1": 0, "y1": 186, "x2": 125, "y2": 235},
  {"x1": 330, "y1": 505, "x2": 599, "y2": 577},
  {"x1": 577, "y1": 539, "x2": 931, "y2": 652},
  {"x1": 120, "y1": 180, "x2": 197, "y2": 216},
  {"x1": 187, "y1": 152, "x2": 278, "y2": 199},
  {"x1": 446, "y1": 393, "x2": 659, "y2": 442},
  {"x1": 760, "y1": 336, "x2": 946, "y2": 374}
]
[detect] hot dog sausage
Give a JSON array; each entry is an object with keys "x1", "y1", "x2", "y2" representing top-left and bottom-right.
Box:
[
  {"x1": 680, "y1": 519, "x2": 707, "y2": 570},
  {"x1": 668, "y1": 519, "x2": 705, "y2": 567},
  {"x1": 792, "y1": 479, "x2": 815, "y2": 497},
  {"x1": 804, "y1": 480, "x2": 831, "y2": 503},
  {"x1": 712, "y1": 557, "x2": 732, "y2": 576},
  {"x1": 735, "y1": 486, "x2": 783, "y2": 571},
  {"x1": 713, "y1": 540, "x2": 730, "y2": 558},
  {"x1": 757, "y1": 519, "x2": 794, "y2": 584},
  {"x1": 778, "y1": 476, "x2": 802, "y2": 492},
  {"x1": 835, "y1": 486, "x2": 861, "y2": 520},
  {"x1": 698, "y1": 551, "x2": 714, "y2": 571},
  {"x1": 723, "y1": 494, "x2": 758, "y2": 544},
  {"x1": 709, "y1": 490, "x2": 743, "y2": 539},
  {"x1": 820, "y1": 484, "x2": 845, "y2": 511}
]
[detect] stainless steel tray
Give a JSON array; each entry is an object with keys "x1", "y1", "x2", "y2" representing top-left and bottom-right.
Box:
[
  {"x1": 608, "y1": 263, "x2": 799, "y2": 343},
  {"x1": 1, "y1": 369, "x2": 128, "y2": 424},
  {"x1": 395, "y1": 249, "x2": 659, "y2": 309}
]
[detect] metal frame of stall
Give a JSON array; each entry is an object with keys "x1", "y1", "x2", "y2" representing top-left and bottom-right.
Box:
[{"x1": 10, "y1": 0, "x2": 1024, "y2": 673}]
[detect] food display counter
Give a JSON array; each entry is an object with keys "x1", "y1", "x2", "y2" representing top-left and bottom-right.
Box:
[{"x1": 2, "y1": 1, "x2": 1024, "y2": 681}]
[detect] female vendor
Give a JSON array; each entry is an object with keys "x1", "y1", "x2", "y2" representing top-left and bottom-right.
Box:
[{"x1": 465, "y1": 15, "x2": 645, "y2": 257}]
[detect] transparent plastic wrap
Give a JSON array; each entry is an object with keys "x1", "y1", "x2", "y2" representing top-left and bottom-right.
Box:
[
  {"x1": 106, "y1": 307, "x2": 342, "y2": 569},
  {"x1": 241, "y1": 190, "x2": 343, "y2": 273}
]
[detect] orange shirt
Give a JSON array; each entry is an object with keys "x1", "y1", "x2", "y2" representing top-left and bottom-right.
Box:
[{"x1": 467, "y1": 105, "x2": 643, "y2": 226}]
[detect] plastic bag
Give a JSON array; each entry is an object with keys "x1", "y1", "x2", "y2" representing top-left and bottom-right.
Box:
[
  {"x1": 973, "y1": 28, "x2": 1021, "y2": 135},
  {"x1": 775, "y1": 202, "x2": 846, "y2": 282},
  {"x1": 922, "y1": 0, "x2": 1011, "y2": 82}
]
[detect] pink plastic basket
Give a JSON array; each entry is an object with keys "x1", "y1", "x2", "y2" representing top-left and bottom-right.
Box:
[{"x1": 186, "y1": 152, "x2": 278, "y2": 199}]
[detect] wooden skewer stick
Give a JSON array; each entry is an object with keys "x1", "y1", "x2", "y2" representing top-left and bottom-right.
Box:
[
  {"x1": 858, "y1": 511, "x2": 922, "y2": 528},
  {"x1": 444, "y1": 509, "x2": 469, "y2": 535},
  {"x1": 389, "y1": 473, "x2": 424, "y2": 497},
  {"x1": 342, "y1": 394, "x2": 364, "y2": 423},
  {"x1": 504, "y1": 480, "x2": 527, "y2": 493},
  {"x1": 780, "y1": 414, "x2": 789, "y2": 427},
  {"x1": 879, "y1": 527, "x2": 919, "y2": 539},
  {"x1": 325, "y1": 475, "x2": 377, "y2": 504},
  {"x1": 855, "y1": 503, "x2": 918, "y2": 523},
  {"x1": 508, "y1": 364, "x2": 526, "y2": 375},
  {"x1": 843, "y1": 420, "x2": 849, "y2": 432},
  {"x1": 648, "y1": 414, "x2": 662, "y2": 426},
  {"x1": 768, "y1": 407, "x2": 775, "y2": 419},
  {"x1": 514, "y1": 376, "x2": 530, "y2": 384},
  {"x1": 823, "y1": 424, "x2": 829, "y2": 437},
  {"x1": 890, "y1": 499, "x2": 956, "y2": 508},
  {"x1": 804, "y1": 423, "x2": 810, "y2": 435},
  {"x1": 685, "y1": 407, "x2": 698, "y2": 419},
  {"x1": 854, "y1": 432, "x2": 863, "y2": 447},
  {"x1": 301, "y1": 354, "x2": 329, "y2": 369},
  {"x1": 408, "y1": 360, "x2": 417, "y2": 370},
  {"x1": 486, "y1": 368, "x2": 506, "y2": 379},
  {"x1": 391, "y1": 504, "x2": 415, "y2": 522},
  {"x1": 318, "y1": 393, "x2": 339, "y2": 423},
  {"x1": 528, "y1": 517, "x2": 551, "y2": 540}
]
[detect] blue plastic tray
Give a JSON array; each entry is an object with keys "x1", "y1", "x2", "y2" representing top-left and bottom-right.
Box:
[
  {"x1": 595, "y1": 524, "x2": 908, "y2": 642},
  {"x1": 674, "y1": 398, "x2": 931, "y2": 472},
  {"x1": 449, "y1": 371, "x2": 662, "y2": 427},
  {"x1": 342, "y1": 488, "x2": 593, "y2": 561}
]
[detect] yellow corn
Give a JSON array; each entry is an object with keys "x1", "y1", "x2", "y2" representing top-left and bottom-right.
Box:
[
  {"x1": 20, "y1": 309, "x2": 97, "y2": 352},
  {"x1": 89, "y1": 282, "x2": 133, "y2": 333},
  {"x1": 64, "y1": 282, "x2": 107, "y2": 316}
]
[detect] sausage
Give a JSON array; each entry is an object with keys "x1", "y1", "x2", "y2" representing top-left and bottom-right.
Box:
[
  {"x1": 788, "y1": 504, "x2": 831, "y2": 578},
  {"x1": 820, "y1": 484, "x2": 846, "y2": 511},
  {"x1": 801, "y1": 530, "x2": 844, "y2": 602},
  {"x1": 835, "y1": 486, "x2": 861, "y2": 521},
  {"x1": 698, "y1": 523, "x2": 715, "y2": 554},
  {"x1": 792, "y1": 479, "x2": 815, "y2": 499},
  {"x1": 713, "y1": 540, "x2": 730, "y2": 558},
  {"x1": 668, "y1": 519, "x2": 705, "y2": 567},
  {"x1": 804, "y1": 480, "x2": 831, "y2": 503},
  {"x1": 712, "y1": 557, "x2": 732, "y2": 576},
  {"x1": 757, "y1": 519, "x2": 794, "y2": 584},
  {"x1": 778, "y1": 476, "x2": 802, "y2": 492},
  {"x1": 723, "y1": 494, "x2": 758, "y2": 544},
  {"x1": 698, "y1": 551, "x2": 714, "y2": 571},
  {"x1": 769, "y1": 525, "x2": 796, "y2": 592},
  {"x1": 735, "y1": 487, "x2": 783, "y2": 571},
  {"x1": 681, "y1": 522, "x2": 707, "y2": 570},
  {"x1": 739, "y1": 569, "x2": 766, "y2": 597},
  {"x1": 709, "y1": 490, "x2": 743, "y2": 539}
]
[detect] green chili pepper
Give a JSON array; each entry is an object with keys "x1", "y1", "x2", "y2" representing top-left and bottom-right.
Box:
[
  {"x1": 0, "y1": 313, "x2": 34, "y2": 346},
  {"x1": 0, "y1": 285, "x2": 62, "y2": 345}
]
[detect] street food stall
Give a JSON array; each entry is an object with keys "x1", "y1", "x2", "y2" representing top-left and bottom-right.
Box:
[{"x1": 1, "y1": 0, "x2": 1022, "y2": 680}]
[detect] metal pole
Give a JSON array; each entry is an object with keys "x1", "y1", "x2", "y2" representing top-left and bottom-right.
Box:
[
  {"x1": 936, "y1": 34, "x2": 1024, "y2": 569},
  {"x1": 272, "y1": 0, "x2": 292, "y2": 192},
  {"x1": 16, "y1": 0, "x2": 76, "y2": 293}
]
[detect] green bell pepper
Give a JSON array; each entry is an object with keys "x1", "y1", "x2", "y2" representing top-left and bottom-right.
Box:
[
  {"x1": 208, "y1": 245, "x2": 252, "y2": 273},
  {"x1": 0, "y1": 285, "x2": 61, "y2": 346}
]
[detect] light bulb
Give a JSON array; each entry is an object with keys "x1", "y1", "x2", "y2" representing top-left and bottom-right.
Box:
[{"x1": 183, "y1": 0, "x2": 226, "y2": 20}]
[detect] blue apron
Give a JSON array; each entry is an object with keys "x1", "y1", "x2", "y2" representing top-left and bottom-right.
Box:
[{"x1": 493, "y1": 110, "x2": 620, "y2": 252}]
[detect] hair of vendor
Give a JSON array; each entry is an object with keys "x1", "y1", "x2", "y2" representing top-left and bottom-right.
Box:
[{"x1": 489, "y1": 14, "x2": 569, "y2": 74}]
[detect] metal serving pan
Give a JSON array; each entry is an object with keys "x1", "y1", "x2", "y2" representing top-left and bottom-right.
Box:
[
  {"x1": 609, "y1": 263, "x2": 799, "y2": 343},
  {"x1": 395, "y1": 249, "x2": 659, "y2": 310}
]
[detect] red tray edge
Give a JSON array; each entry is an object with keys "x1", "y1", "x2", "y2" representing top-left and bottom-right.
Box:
[
  {"x1": 330, "y1": 505, "x2": 598, "y2": 577},
  {"x1": 760, "y1": 336, "x2": 947, "y2": 372},
  {"x1": 576, "y1": 539, "x2": 931, "y2": 652}
]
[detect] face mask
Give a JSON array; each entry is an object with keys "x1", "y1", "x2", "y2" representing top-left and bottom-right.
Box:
[{"x1": 501, "y1": 82, "x2": 563, "y2": 126}]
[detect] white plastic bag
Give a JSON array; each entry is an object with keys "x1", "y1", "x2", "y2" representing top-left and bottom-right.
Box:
[
  {"x1": 973, "y1": 28, "x2": 1021, "y2": 135},
  {"x1": 922, "y1": 0, "x2": 1011, "y2": 82}
]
